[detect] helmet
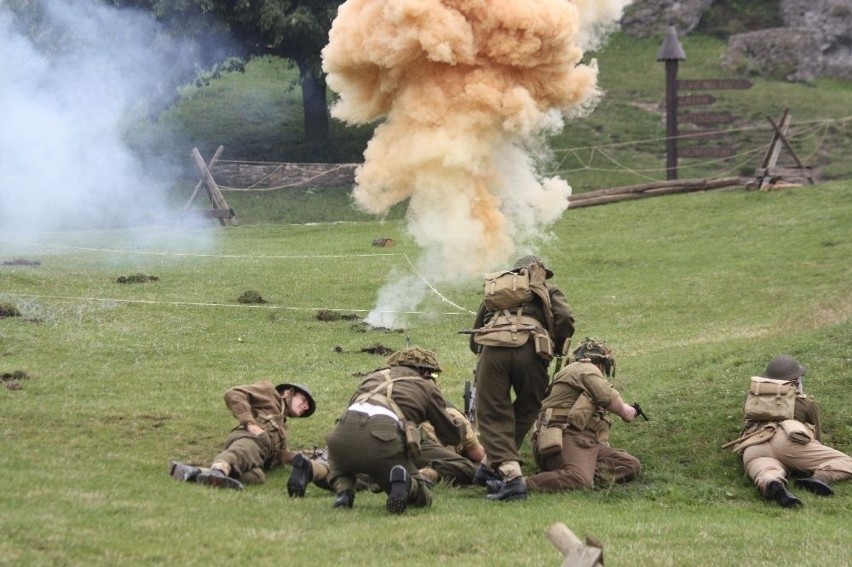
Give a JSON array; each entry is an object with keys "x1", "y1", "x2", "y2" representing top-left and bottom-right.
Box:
[
  {"x1": 762, "y1": 355, "x2": 806, "y2": 381},
  {"x1": 386, "y1": 346, "x2": 443, "y2": 374},
  {"x1": 513, "y1": 254, "x2": 554, "y2": 279},
  {"x1": 571, "y1": 337, "x2": 616, "y2": 377},
  {"x1": 275, "y1": 383, "x2": 317, "y2": 417}
]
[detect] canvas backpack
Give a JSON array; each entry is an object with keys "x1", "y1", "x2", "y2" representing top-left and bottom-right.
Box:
[
  {"x1": 483, "y1": 269, "x2": 533, "y2": 310},
  {"x1": 743, "y1": 376, "x2": 797, "y2": 421}
]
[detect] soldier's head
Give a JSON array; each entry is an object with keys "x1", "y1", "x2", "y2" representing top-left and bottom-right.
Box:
[
  {"x1": 386, "y1": 346, "x2": 443, "y2": 379},
  {"x1": 571, "y1": 338, "x2": 616, "y2": 378},
  {"x1": 276, "y1": 383, "x2": 317, "y2": 418},
  {"x1": 513, "y1": 254, "x2": 554, "y2": 279},
  {"x1": 762, "y1": 355, "x2": 807, "y2": 382}
]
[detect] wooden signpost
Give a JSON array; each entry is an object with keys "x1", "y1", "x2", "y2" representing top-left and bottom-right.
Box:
[{"x1": 658, "y1": 26, "x2": 752, "y2": 177}]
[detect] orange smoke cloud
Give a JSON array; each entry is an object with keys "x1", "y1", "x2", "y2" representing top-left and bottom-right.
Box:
[{"x1": 324, "y1": 0, "x2": 628, "y2": 284}]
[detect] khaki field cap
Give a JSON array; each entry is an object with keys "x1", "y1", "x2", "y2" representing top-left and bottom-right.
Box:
[
  {"x1": 762, "y1": 355, "x2": 807, "y2": 381},
  {"x1": 276, "y1": 383, "x2": 317, "y2": 417},
  {"x1": 513, "y1": 254, "x2": 554, "y2": 279},
  {"x1": 386, "y1": 346, "x2": 443, "y2": 374},
  {"x1": 572, "y1": 337, "x2": 616, "y2": 378}
]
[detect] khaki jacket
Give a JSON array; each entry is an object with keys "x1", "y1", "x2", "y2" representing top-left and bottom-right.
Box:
[{"x1": 224, "y1": 380, "x2": 289, "y2": 457}]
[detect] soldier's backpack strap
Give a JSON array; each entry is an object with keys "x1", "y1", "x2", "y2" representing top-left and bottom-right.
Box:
[{"x1": 354, "y1": 369, "x2": 418, "y2": 421}]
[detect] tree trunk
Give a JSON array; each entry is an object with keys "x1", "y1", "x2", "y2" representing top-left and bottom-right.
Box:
[{"x1": 297, "y1": 59, "x2": 329, "y2": 147}]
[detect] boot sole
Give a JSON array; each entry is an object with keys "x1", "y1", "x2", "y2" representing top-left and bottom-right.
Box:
[
  {"x1": 197, "y1": 472, "x2": 244, "y2": 490},
  {"x1": 386, "y1": 466, "x2": 409, "y2": 514},
  {"x1": 794, "y1": 478, "x2": 834, "y2": 496},
  {"x1": 169, "y1": 461, "x2": 200, "y2": 482},
  {"x1": 287, "y1": 455, "x2": 312, "y2": 498}
]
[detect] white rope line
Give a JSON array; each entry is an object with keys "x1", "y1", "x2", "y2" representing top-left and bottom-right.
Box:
[
  {"x1": 0, "y1": 239, "x2": 399, "y2": 259},
  {"x1": 0, "y1": 292, "x2": 472, "y2": 316},
  {"x1": 401, "y1": 254, "x2": 476, "y2": 315}
]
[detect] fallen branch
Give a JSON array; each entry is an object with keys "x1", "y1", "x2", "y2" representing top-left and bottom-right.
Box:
[{"x1": 568, "y1": 176, "x2": 742, "y2": 209}]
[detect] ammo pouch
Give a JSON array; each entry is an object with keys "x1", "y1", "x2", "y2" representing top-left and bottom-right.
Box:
[
  {"x1": 779, "y1": 419, "x2": 813, "y2": 444},
  {"x1": 565, "y1": 392, "x2": 597, "y2": 431},
  {"x1": 536, "y1": 426, "x2": 563, "y2": 456},
  {"x1": 533, "y1": 329, "x2": 554, "y2": 362},
  {"x1": 403, "y1": 420, "x2": 422, "y2": 457}
]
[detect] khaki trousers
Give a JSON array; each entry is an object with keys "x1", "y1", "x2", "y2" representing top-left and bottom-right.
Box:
[
  {"x1": 742, "y1": 428, "x2": 852, "y2": 493},
  {"x1": 476, "y1": 341, "x2": 549, "y2": 469},
  {"x1": 527, "y1": 428, "x2": 640, "y2": 492},
  {"x1": 326, "y1": 411, "x2": 430, "y2": 507}
]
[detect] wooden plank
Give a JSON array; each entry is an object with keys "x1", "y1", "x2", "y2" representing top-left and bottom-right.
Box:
[
  {"x1": 757, "y1": 109, "x2": 792, "y2": 190},
  {"x1": 678, "y1": 112, "x2": 734, "y2": 125},
  {"x1": 191, "y1": 147, "x2": 238, "y2": 226},
  {"x1": 678, "y1": 94, "x2": 717, "y2": 106},
  {"x1": 678, "y1": 79, "x2": 753, "y2": 90},
  {"x1": 184, "y1": 145, "x2": 224, "y2": 210}
]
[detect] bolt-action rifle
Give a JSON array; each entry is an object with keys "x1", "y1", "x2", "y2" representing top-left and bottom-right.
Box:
[{"x1": 463, "y1": 378, "x2": 476, "y2": 424}]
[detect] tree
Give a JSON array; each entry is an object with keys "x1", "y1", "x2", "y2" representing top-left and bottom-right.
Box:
[
  {"x1": 125, "y1": 0, "x2": 340, "y2": 146},
  {"x1": 212, "y1": 1, "x2": 339, "y2": 147}
]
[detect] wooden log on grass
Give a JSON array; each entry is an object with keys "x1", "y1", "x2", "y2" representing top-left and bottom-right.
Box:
[{"x1": 568, "y1": 176, "x2": 742, "y2": 209}]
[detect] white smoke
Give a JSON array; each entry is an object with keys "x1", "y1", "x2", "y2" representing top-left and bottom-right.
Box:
[{"x1": 0, "y1": 0, "x2": 200, "y2": 235}]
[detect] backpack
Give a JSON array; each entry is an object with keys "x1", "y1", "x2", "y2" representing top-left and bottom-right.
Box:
[
  {"x1": 483, "y1": 269, "x2": 533, "y2": 310},
  {"x1": 743, "y1": 376, "x2": 796, "y2": 421}
]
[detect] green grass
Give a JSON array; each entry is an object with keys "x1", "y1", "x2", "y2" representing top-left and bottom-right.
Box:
[{"x1": 1, "y1": 180, "x2": 850, "y2": 565}]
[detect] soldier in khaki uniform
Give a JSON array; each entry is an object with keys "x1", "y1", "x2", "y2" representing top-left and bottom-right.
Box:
[
  {"x1": 324, "y1": 347, "x2": 464, "y2": 513},
  {"x1": 485, "y1": 339, "x2": 640, "y2": 499},
  {"x1": 469, "y1": 255, "x2": 575, "y2": 501},
  {"x1": 169, "y1": 381, "x2": 316, "y2": 490},
  {"x1": 288, "y1": 406, "x2": 482, "y2": 496},
  {"x1": 727, "y1": 355, "x2": 852, "y2": 507},
  {"x1": 416, "y1": 405, "x2": 485, "y2": 486}
]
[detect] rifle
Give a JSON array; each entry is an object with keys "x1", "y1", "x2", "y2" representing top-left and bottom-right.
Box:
[
  {"x1": 463, "y1": 378, "x2": 476, "y2": 424},
  {"x1": 631, "y1": 402, "x2": 650, "y2": 421}
]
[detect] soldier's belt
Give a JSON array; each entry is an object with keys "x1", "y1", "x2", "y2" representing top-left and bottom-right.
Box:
[{"x1": 348, "y1": 401, "x2": 400, "y2": 422}]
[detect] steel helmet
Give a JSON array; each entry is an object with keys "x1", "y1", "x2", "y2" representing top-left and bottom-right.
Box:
[
  {"x1": 386, "y1": 346, "x2": 443, "y2": 374},
  {"x1": 762, "y1": 355, "x2": 807, "y2": 381},
  {"x1": 275, "y1": 383, "x2": 317, "y2": 417},
  {"x1": 513, "y1": 254, "x2": 554, "y2": 279},
  {"x1": 572, "y1": 337, "x2": 616, "y2": 377}
]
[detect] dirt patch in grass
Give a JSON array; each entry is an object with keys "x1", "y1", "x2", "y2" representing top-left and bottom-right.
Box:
[
  {"x1": 116, "y1": 273, "x2": 160, "y2": 284},
  {"x1": 1, "y1": 258, "x2": 41, "y2": 266},
  {"x1": 371, "y1": 237, "x2": 395, "y2": 247},
  {"x1": 237, "y1": 290, "x2": 268, "y2": 304},
  {"x1": 332, "y1": 343, "x2": 396, "y2": 356},
  {"x1": 2, "y1": 370, "x2": 32, "y2": 390},
  {"x1": 316, "y1": 309, "x2": 361, "y2": 322},
  {"x1": 0, "y1": 302, "x2": 21, "y2": 318},
  {"x1": 349, "y1": 321, "x2": 404, "y2": 333}
]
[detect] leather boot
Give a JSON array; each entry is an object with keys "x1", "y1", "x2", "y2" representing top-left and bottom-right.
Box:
[
  {"x1": 472, "y1": 464, "x2": 501, "y2": 487},
  {"x1": 169, "y1": 461, "x2": 200, "y2": 482},
  {"x1": 333, "y1": 490, "x2": 355, "y2": 509},
  {"x1": 485, "y1": 479, "x2": 505, "y2": 495},
  {"x1": 197, "y1": 468, "x2": 245, "y2": 490},
  {"x1": 794, "y1": 477, "x2": 834, "y2": 496},
  {"x1": 765, "y1": 480, "x2": 801, "y2": 508},
  {"x1": 486, "y1": 477, "x2": 528, "y2": 501},
  {"x1": 287, "y1": 453, "x2": 313, "y2": 498},
  {"x1": 386, "y1": 466, "x2": 410, "y2": 514}
]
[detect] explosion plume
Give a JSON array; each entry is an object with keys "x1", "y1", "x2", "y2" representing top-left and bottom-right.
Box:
[{"x1": 323, "y1": 0, "x2": 630, "y2": 325}]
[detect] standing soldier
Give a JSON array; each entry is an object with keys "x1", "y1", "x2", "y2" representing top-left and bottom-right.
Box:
[
  {"x1": 726, "y1": 355, "x2": 852, "y2": 507},
  {"x1": 169, "y1": 381, "x2": 316, "y2": 490},
  {"x1": 485, "y1": 338, "x2": 640, "y2": 499},
  {"x1": 468, "y1": 255, "x2": 575, "y2": 500},
  {"x1": 324, "y1": 347, "x2": 464, "y2": 513}
]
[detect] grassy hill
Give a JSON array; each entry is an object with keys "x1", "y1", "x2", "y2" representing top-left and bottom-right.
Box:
[{"x1": 1, "y1": 178, "x2": 850, "y2": 565}]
